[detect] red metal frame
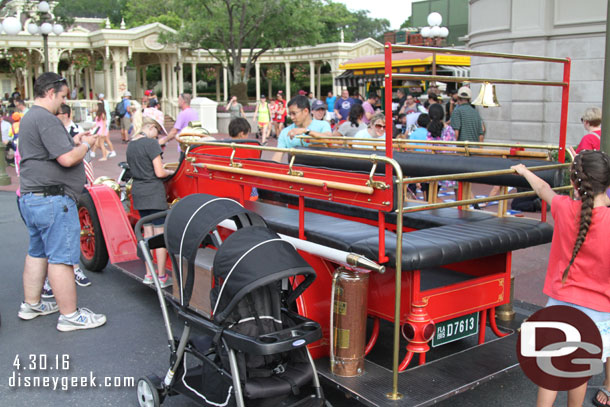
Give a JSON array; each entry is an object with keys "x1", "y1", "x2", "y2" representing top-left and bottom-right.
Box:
[
  {"x1": 84, "y1": 43, "x2": 571, "y2": 373},
  {"x1": 86, "y1": 184, "x2": 138, "y2": 263}
]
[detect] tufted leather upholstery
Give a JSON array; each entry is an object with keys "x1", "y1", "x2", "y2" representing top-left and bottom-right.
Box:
[
  {"x1": 258, "y1": 189, "x2": 494, "y2": 230},
  {"x1": 244, "y1": 200, "x2": 553, "y2": 271}
]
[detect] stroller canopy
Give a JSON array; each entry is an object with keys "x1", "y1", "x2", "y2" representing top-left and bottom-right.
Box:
[
  {"x1": 212, "y1": 226, "x2": 316, "y2": 323},
  {"x1": 164, "y1": 194, "x2": 266, "y2": 263}
]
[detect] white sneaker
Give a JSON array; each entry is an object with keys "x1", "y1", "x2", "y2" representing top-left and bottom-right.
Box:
[
  {"x1": 41, "y1": 278, "x2": 54, "y2": 298},
  {"x1": 18, "y1": 301, "x2": 59, "y2": 320},
  {"x1": 57, "y1": 308, "x2": 107, "y2": 332},
  {"x1": 108, "y1": 151, "x2": 117, "y2": 158},
  {"x1": 74, "y1": 267, "x2": 91, "y2": 287},
  {"x1": 90, "y1": 151, "x2": 96, "y2": 158}
]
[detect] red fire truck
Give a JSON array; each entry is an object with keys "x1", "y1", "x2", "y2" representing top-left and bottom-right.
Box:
[{"x1": 79, "y1": 44, "x2": 571, "y2": 406}]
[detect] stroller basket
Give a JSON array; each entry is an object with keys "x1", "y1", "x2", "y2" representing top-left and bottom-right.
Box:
[{"x1": 137, "y1": 194, "x2": 324, "y2": 407}]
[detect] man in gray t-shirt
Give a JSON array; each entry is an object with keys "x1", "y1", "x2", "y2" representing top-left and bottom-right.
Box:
[{"x1": 17, "y1": 72, "x2": 106, "y2": 332}]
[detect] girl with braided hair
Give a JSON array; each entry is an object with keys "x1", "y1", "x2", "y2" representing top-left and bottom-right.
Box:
[{"x1": 512, "y1": 150, "x2": 610, "y2": 407}]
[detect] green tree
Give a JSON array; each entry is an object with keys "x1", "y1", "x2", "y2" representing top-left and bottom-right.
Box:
[
  {"x1": 350, "y1": 10, "x2": 390, "y2": 42},
  {"x1": 400, "y1": 17, "x2": 413, "y2": 29},
  {"x1": 122, "y1": 0, "x2": 182, "y2": 30},
  {"x1": 318, "y1": 1, "x2": 356, "y2": 43},
  {"x1": 169, "y1": 0, "x2": 323, "y2": 99},
  {"x1": 53, "y1": 0, "x2": 126, "y2": 26}
]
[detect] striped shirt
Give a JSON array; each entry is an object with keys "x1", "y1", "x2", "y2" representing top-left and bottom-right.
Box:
[{"x1": 451, "y1": 104, "x2": 483, "y2": 142}]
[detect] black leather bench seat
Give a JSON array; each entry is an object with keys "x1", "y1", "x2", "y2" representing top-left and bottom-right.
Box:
[
  {"x1": 244, "y1": 201, "x2": 553, "y2": 271},
  {"x1": 258, "y1": 189, "x2": 495, "y2": 230}
]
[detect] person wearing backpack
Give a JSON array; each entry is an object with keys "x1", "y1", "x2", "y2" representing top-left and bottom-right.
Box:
[{"x1": 116, "y1": 91, "x2": 132, "y2": 143}]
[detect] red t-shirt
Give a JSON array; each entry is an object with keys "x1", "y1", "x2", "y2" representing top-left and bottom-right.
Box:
[
  {"x1": 543, "y1": 195, "x2": 610, "y2": 311},
  {"x1": 575, "y1": 129, "x2": 600, "y2": 153},
  {"x1": 272, "y1": 100, "x2": 286, "y2": 122}
]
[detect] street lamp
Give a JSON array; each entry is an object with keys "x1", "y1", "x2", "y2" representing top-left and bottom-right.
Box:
[
  {"x1": 1, "y1": 1, "x2": 65, "y2": 72},
  {"x1": 420, "y1": 12, "x2": 449, "y2": 79}
]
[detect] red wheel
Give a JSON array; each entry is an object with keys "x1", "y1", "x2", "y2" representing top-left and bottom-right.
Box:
[{"x1": 78, "y1": 192, "x2": 108, "y2": 272}]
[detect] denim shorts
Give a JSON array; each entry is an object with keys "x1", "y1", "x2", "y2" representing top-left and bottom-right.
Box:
[
  {"x1": 546, "y1": 297, "x2": 610, "y2": 361},
  {"x1": 138, "y1": 209, "x2": 165, "y2": 226},
  {"x1": 19, "y1": 193, "x2": 81, "y2": 265}
]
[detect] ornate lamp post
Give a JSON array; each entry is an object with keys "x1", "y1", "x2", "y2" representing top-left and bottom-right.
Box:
[
  {"x1": 26, "y1": 1, "x2": 64, "y2": 72},
  {"x1": 1, "y1": 1, "x2": 64, "y2": 72},
  {"x1": 420, "y1": 12, "x2": 449, "y2": 78}
]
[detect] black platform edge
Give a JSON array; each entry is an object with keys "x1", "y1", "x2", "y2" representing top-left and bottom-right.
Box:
[{"x1": 315, "y1": 332, "x2": 518, "y2": 407}]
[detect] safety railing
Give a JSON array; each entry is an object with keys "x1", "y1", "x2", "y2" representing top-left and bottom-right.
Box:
[
  {"x1": 297, "y1": 135, "x2": 560, "y2": 159},
  {"x1": 380, "y1": 42, "x2": 571, "y2": 401}
]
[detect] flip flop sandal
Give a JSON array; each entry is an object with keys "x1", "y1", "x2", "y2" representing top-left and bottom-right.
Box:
[{"x1": 593, "y1": 388, "x2": 610, "y2": 407}]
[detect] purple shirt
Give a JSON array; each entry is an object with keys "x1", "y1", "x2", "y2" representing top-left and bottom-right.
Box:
[
  {"x1": 173, "y1": 107, "x2": 199, "y2": 151},
  {"x1": 174, "y1": 107, "x2": 199, "y2": 133},
  {"x1": 362, "y1": 101, "x2": 375, "y2": 124}
]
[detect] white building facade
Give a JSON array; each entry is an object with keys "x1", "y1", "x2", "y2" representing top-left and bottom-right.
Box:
[{"x1": 467, "y1": 0, "x2": 607, "y2": 147}]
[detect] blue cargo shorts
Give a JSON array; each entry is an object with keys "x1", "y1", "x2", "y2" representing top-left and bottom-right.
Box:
[{"x1": 19, "y1": 193, "x2": 81, "y2": 265}]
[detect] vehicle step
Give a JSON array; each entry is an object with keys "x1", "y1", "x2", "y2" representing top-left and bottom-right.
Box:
[{"x1": 315, "y1": 333, "x2": 518, "y2": 407}]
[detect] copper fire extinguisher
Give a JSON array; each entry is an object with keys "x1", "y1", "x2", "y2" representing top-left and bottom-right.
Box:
[{"x1": 330, "y1": 267, "x2": 369, "y2": 377}]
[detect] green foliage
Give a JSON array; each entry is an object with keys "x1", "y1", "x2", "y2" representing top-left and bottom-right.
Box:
[
  {"x1": 9, "y1": 51, "x2": 27, "y2": 71},
  {"x1": 53, "y1": 0, "x2": 127, "y2": 26},
  {"x1": 318, "y1": 1, "x2": 356, "y2": 42},
  {"x1": 169, "y1": 0, "x2": 323, "y2": 84},
  {"x1": 400, "y1": 17, "x2": 413, "y2": 29},
  {"x1": 318, "y1": 2, "x2": 390, "y2": 43},
  {"x1": 123, "y1": 0, "x2": 181, "y2": 29},
  {"x1": 350, "y1": 10, "x2": 390, "y2": 42}
]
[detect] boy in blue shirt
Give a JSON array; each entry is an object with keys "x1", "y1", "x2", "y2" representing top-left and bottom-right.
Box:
[
  {"x1": 272, "y1": 95, "x2": 332, "y2": 162},
  {"x1": 409, "y1": 113, "x2": 430, "y2": 152}
]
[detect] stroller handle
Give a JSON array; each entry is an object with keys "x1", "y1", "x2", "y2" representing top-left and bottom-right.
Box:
[{"x1": 134, "y1": 210, "x2": 169, "y2": 241}]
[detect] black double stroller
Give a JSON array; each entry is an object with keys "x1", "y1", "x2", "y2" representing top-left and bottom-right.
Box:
[{"x1": 134, "y1": 194, "x2": 325, "y2": 407}]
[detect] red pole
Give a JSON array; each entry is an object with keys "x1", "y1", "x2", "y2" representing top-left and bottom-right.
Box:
[{"x1": 558, "y1": 58, "x2": 571, "y2": 163}]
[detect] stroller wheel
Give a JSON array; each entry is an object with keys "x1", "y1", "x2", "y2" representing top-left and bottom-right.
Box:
[{"x1": 137, "y1": 376, "x2": 161, "y2": 407}]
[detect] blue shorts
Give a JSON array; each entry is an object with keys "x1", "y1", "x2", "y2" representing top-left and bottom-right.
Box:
[
  {"x1": 19, "y1": 194, "x2": 81, "y2": 265},
  {"x1": 546, "y1": 297, "x2": 610, "y2": 361},
  {"x1": 138, "y1": 209, "x2": 165, "y2": 226}
]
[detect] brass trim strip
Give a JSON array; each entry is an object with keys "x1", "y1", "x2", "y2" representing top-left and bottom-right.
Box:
[
  {"x1": 194, "y1": 163, "x2": 376, "y2": 195},
  {"x1": 401, "y1": 186, "x2": 572, "y2": 213},
  {"x1": 392, "y1": 73, "x2": 565, "y2": 87},
  {"x1": 404, "y1": 163, "x2": 570, "y2": 184}
]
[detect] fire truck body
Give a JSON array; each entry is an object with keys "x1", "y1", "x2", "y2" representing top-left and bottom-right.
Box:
[{"x1": 78, "y1": 44, "x2": 572, "y2": 405}]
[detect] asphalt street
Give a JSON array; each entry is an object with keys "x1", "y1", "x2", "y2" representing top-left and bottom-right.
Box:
[{"x1": 0, "y1": 190, "x2": 606, "y2": 407}]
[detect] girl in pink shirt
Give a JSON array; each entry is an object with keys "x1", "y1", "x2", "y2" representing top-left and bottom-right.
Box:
[
  {"x1": 91, "y1": 102, "x2": 116, "y2": 160},
  {"x1": 512, "y1": 150, "x2": 610, "y2": 407}
]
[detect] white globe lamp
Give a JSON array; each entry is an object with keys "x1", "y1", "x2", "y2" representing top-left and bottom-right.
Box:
[
  {"x1": 52, "y1": 24, "x2": 64, "y2": 35},
  {"x1": 427, "y1": 12, "x2": 442, "y2": 27},
  {"x1": 38, "y1": 1, "x2": 50, "y2": 13},
  {"x1": 40, "y1": 22, "x2": 53, "y2": 35},
  {"x1": 439, "y1": 27, "x2": 449, "y2": 38},
  {"x1": 421, "y1": 26, "x2": 431, "y2": 38},
  {"x1": 27, "y1": 23, "x2": 39, "y2": 35},
  {"x1": 430, "y1": 25, "x2": 441, "y2": 37},
  {"x1": 2, "y1": 17, "x2": 22, "y2": 35}
]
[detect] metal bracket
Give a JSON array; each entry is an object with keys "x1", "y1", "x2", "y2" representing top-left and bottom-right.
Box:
[
  {"x1": 366, "y1": 161, "x2": 389, "y2": 190},
  {"x1": 229, "y1": 148, "x2": 242, "y2": 168},
  {"x1": 287, "y1": 155, "x2": 303, "y2": 177}
]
